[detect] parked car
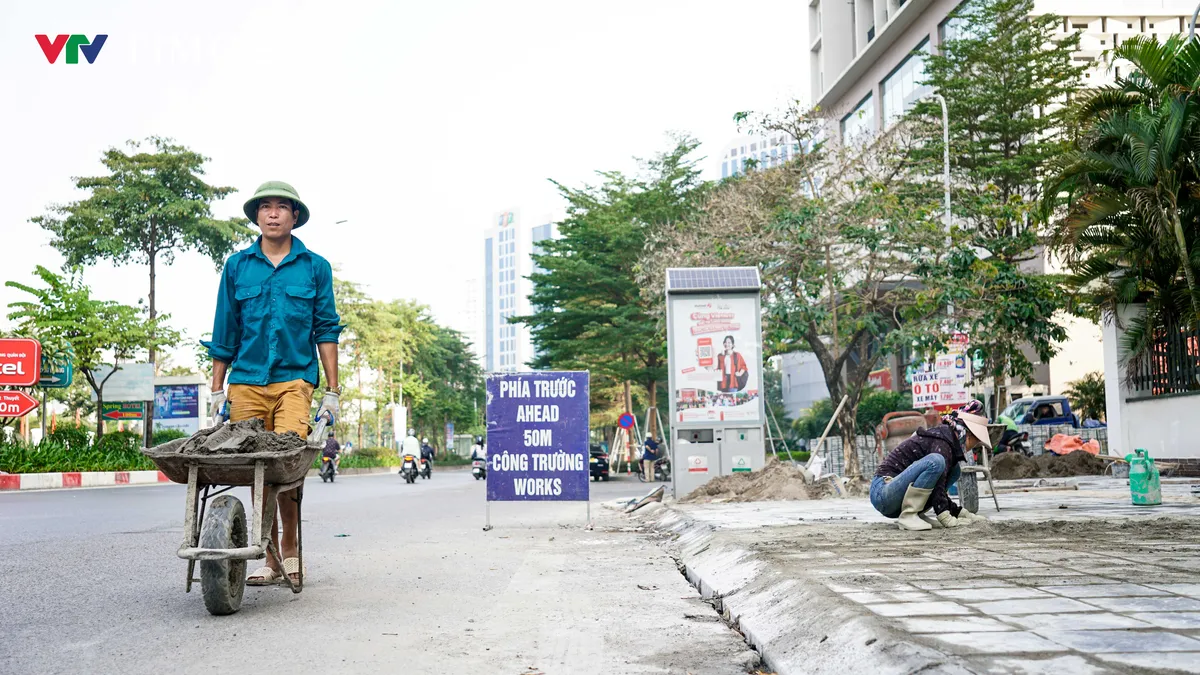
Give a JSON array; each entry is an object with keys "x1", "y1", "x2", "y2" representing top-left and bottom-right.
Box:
[
  {"x1": 589, "y1": 444, "x2": 610, "y2": 481},
  {"x1": 1001, "y1": 396, "x2": 1078, "y2": 428}
]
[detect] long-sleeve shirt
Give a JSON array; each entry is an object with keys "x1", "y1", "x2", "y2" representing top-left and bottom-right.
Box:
[
  {"x1": 201, "y1": 236, "x2": 342, "y2": 387},
  {"x1": 875, "y1": 424, "x2": 964, "y2": 516}
]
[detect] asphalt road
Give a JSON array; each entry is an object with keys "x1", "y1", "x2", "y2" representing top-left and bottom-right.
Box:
[{"x1": 0, "y1": 469, "x2": 755, "y2": 675}]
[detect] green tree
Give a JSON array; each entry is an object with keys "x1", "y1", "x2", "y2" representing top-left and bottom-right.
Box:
[
  {"x1": 6, "y1": 267, "x2": 178, "y2": 438},
  {"x1": 1063, "y1": 371, "x2": 1106, "y2": 422},
  {"x1": 1045, "y1": 35, "x2": 1200, "y2": 350},
  {"x1": 410, "y1": 324, "x2": 485, "y2": 448},
  {"x1": 644, "y1": 104, "x2": 943, "y2": 478},
  {"x1": 31, "y1": 137, "x2": 251, "y2": 434},
  {"x1": 904, "y1": 0, "x2": 1083, "y2": 409},
  {"x1": 518, "y1": 138, "x2": 709, "y2": 437},
  {"x1": 793, "y1": 388, "x2": 914, "y2": 440}
]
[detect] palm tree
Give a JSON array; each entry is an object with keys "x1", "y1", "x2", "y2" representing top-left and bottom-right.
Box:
[
  {"x1": 1046, "y1": 35, "x2": 1200, "y2": 336},
  {"x1": 1063, "y1": 372, "x2": 1107, "y2": 422}
]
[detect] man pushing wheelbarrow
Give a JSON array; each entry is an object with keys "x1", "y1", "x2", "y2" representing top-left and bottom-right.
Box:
[{"x1": 202, "y1": 180, "x2": 343, "y2": 588}]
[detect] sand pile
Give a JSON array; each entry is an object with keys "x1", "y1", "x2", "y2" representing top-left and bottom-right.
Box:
[
  {"x1": 164, "y1": 419, "x2": 308, "y2": 455},
  {"x1": 680, "y1": 459, "x2": 867, "y2": 503},
  {"x1": 991, "y1": 450, "x2": 1109, "y2": 480}
]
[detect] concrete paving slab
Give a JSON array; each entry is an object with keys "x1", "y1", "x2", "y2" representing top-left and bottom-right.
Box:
[
  {"x1": 900, "y1": 616, "x2": 1014, "y2": 633},
  {"x1": 969, "y1": 597, "x2": 1099, "y2": 615},
  {"x1": 1086, "y1": 596, "x2": 1200, "y2": 613},
  {"x1": 1152, "y1": 584, "x2": 1200, "y2": 598},
  {"x1": 967, "y1": 654, "x2": 1115, "y2": 675},
  {"x1": 935, "y1": 587, "x2": 1053, "y2": 602},
  {"x1": 1000, "y1": 613, "x2": 1154, "y2": 631},
  {"x1": 1131, "y1": 612, "x2": 1200, "y2": 629},
  {"x1": 1043, "y1": 583, "x2": 1170, "y2": 598},
  {"x1": 1044, "y1": 629, "x2": 1200, "y2": 653},
  {"x1": 1096, "y1": 652, "x2": 1200, "y2": 673},
  {"x1": 842, "y1": 590, "x2": 933, "y2": 604},
  {"x1": 932, "y1": 631, "x2": 1068, "y2": 654},
  {"x1": 866, "y1": 601, "x2": 972, "y2": 617}
]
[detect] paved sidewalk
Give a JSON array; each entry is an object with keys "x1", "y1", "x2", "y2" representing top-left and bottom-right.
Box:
[{"x1": 639, "y1": 477, "x2": 1200, "y2": 674}]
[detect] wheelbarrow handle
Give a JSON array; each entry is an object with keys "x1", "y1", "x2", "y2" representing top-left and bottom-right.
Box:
[{"x1": 309, "y1": 417, "x2": 328, "y2": 446}]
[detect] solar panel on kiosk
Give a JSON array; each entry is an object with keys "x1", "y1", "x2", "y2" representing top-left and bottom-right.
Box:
[{"x1": 666, "y1": 267, "x2": 760, "y2": 292}]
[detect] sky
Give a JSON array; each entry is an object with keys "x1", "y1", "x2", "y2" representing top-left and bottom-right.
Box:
[{"x1": 0, "y1": 0, "x2": 808, "y2": 369}]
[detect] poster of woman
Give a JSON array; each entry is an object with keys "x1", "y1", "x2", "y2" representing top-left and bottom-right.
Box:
[{"x1": 670, "y1": 296, "x2": 761, "y2": 423}]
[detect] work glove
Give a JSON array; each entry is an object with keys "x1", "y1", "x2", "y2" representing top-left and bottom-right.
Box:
[
  {"x1": 209, "y1": 390, "x2": 227, "y2": 426},
  {"x1": 315, "y1": 391, "x2": 339, "y2": 425},
  {"x1": 936, "y1": 511, "x2": 960, "y2": 528},
  {"x1": 957, "y1": 509, "x2": 987, "y2": 524}
]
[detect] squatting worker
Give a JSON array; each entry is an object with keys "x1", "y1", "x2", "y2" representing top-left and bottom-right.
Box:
[
  {"x1": 870, "y1": 403, "x2": 991, "y2": 531},
  {"x1": 203, "y1": 181, "x2": 343, "y2": 586}
]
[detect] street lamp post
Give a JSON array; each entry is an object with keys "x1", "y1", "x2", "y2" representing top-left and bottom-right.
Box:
[{"x1": 1191, "y1": 2, "x2": 1200, "y2": 40}]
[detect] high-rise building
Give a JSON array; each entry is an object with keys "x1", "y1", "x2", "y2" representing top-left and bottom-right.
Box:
[
  {"x1": 482, "y1": 210, "x2": 559, "y2": 372},
  {"x1": 809, "y1": 0, "x2": 1196, "y2": 144},
  {"x1": 719, "y1": 135, "x2": 803, "y2": 179}
]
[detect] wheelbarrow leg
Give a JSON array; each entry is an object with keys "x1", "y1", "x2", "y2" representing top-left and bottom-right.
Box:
[
  {"x1": 295, "y1": 483, "x2": 304, "y2": 593},
  {"x1": 183, "y1": 465, "x2": 199, "y2": 593}
]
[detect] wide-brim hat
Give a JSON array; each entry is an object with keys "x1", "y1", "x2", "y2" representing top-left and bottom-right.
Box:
[
  {"x1": 242, "y1": 181, "x2": 310, "y2": 228},
  {"x1": 957, "y1": 412, "x2": 993, "y2": 449}
]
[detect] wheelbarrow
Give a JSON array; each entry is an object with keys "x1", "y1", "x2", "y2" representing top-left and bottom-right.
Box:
[{"x1": 143, "y1": 419, "x2": 326, "y2": 615}]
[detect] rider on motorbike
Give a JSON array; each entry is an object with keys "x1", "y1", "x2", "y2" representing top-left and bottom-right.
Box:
[
  {"x1": 400, "y1": 428, "x2": 420, "y2": 474},
  {"x1": 470, "y1": 436, "x2": 486, "y2": 461},
  {"x1": 419, "y1": 437, "x2": 435, "y2": 474},
  {"x1": 322, "y1": 429, "x2": 340, "y2": 471}
]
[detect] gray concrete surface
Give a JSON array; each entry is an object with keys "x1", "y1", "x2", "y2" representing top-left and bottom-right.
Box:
[
  {"x1": 0, "y1": 472, "x2": 757, "y2": 675},
  {"x1": 639, "y1": 477, "x2": 1200, "y2": 675}
]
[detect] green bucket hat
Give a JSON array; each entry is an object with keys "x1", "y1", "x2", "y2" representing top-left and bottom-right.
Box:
[{"x1": 242, "y1": 181, "x2": 311, "y2": 228}]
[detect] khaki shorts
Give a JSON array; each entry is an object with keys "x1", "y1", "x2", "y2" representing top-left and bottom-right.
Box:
[{"x1": 228, "y1": 380, "x2": 314, "y2": 437}]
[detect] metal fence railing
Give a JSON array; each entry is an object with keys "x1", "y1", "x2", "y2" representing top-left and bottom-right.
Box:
[
  {"x1": 1018, "y1": 424, "x2": 1109, "y2": 456},
  {"x1": 808, "y1": 435, "x2": 879, "y2": 476},
  {"x1": 1129, "y1": 321, "x2": 1200, "y2": 396}
]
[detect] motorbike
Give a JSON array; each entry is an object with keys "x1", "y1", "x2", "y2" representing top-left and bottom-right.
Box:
[
  {"x1": 419, "y1": 457, "x2": 432, "y2": 480},
  {"x1": 319, "y1": 455, "x2": 337, "y2": 482},
  {"x1": 472, "y1": 459, "x2": 487, "y2": 480},
  {"x1": 995, "y1": 429, "x2": 1032, "y2": 457},
  {"x1": 400, "y1": 454, "x2": 419, "y2": 484},
  {"x1": 636, "y1": 457, "x2": 671, "y2": 483}
]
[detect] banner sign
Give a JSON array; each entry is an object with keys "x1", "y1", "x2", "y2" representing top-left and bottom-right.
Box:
[
  {"x1": 154, "y1": 384, "x2": 199, "y2": 419},
  {"x1": 101, "y1": 401, "x2": 144, "y2": 420},
  {"x1": 670, "y1": 296, "x2": 762, "y2": 424},
  {"x1": 912, "y1": 332, "x2": 971, "y2": 410},
  {"x1": 485, "y1": 371, "x2": 589, "y2": 502}
]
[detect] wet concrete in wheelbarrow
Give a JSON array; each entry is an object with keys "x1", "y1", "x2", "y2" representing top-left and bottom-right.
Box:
[{"x1": 161, "y1": 419, "x2": 308, "y2": 455}]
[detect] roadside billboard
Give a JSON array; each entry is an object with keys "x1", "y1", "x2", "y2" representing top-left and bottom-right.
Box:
[
  {"x1": 911, "y1": 332, "x2": 971, "y2": 410},
  {"x1": 90, "y1": 364, "x2": 154, "y2": 402},
  {"x1": 669, "y1": 295, "x2": 762, "y2": 424},
  {"x1": 485, "y1": 371, "x2": 589, "y2": 502},
  {"x1": 154, "y1": 384, "x2": 201, "y2": 434}
]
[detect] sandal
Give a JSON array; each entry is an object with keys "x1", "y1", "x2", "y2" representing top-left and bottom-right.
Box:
[
  {"x1": 246, "y1": 566, "x2": 281, "y2": 586},
  {"x1": 282, "y1": 557, "x2": 307, "y2": 585}
]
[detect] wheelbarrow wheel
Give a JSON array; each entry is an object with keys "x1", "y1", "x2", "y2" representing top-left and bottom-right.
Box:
[
  {"x1": 958, "y1": 472, "x2": 979, "y2": 515},
  {"x1": 199, "y1": 495, "x2": 248, "y2": 616}
]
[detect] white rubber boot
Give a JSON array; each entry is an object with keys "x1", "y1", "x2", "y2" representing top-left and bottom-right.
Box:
[{"x1": 897, "y1": 486, "x2": 934, "y2": 531}]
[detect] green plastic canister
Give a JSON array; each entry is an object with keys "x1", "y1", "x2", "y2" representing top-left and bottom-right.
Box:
[{"x1": 1125, "y1": 449, "x2": 1162, "y2": 506}]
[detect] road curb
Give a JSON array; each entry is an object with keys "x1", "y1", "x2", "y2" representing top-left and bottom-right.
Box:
[
  {"x1": 631, "y1": 504, "x2": 971, "y2": 675},
  {"x1": 0, "y1": 470, "x2": 170, "y2": 491}
]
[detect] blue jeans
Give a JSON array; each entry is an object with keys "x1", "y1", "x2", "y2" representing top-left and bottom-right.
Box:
[{"x1": 870, "y1": 454, "x2": 960, "y2": 518}]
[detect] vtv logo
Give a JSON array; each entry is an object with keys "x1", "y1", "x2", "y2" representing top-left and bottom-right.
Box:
[{"x1": 36, "y1": 34, "x2": 108, "y2": 64}]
